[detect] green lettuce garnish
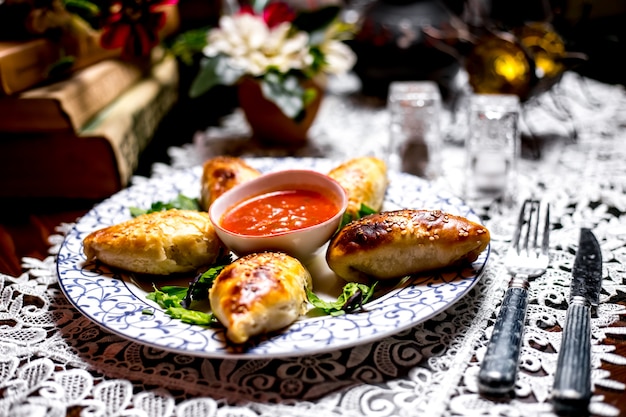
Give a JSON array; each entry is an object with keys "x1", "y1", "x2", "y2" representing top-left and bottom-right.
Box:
[
  {"x1": 130, "y1": 194, "x2": 200, "y2": 217},
  {"x1": 145, "y1": 264, "x2": 227, "y2": 326},
  {"x1": 307, "y1": 281, "x2": 378, "y2": 316},
  {"x1": 339, "y1": 203, "x2": 377, "y2": 229}
]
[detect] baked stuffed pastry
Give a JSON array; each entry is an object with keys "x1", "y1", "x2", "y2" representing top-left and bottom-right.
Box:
[
  {"x1": 200, "y1": 156, "x2": 261, "y2": 210},
  {"x1": 327, "y1": 156, "x2": 388, "y2": 219},
  {"x1": 209, "y1": 252, "x2": 312, "y2": 344},
  {"x1": 83, "y1": 209, "x2": 225, "y2": 275},
  {"x1": 326, "y1": 209, "x2": 490, "y2": 282}
]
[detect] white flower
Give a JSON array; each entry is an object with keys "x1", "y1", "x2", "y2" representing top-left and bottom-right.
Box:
[
  {"x1": 319, "y1": 39, "x2": 357, "y2": 75},
  {"x1": 263, "y1": 23, "x2": 312, "y2": 73},
  {"x1": 203, "y1": 13, "x2": 312, "y2": 77}
]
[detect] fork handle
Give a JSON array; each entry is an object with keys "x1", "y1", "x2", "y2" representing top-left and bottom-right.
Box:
[{"x1": 478, "y1": 284, "x2": 529, "y2": 395}]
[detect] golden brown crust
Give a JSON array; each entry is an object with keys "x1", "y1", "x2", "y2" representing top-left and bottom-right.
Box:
[
  {"x1": 200, "y1": 156, "x2": 261, "y2": 210},
  {"x1": 326, "y1": 209, "x2": 490, "y2": 282},
  {"x1": 209, "y1": 252, "x2": 312, "y2": 344},
  {"x1": 83, "y1": 209, "x2": 225, "y2": 275},
  {"x1": 327, "y1": 156, "x2": 388, "y2": 219}
]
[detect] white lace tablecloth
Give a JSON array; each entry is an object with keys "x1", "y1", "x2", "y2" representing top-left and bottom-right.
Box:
[{"x1": 2, "y1": 71, "x2": 626, "y2": 417}]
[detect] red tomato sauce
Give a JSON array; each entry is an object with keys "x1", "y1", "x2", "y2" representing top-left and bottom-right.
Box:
[{"x1": 221, "y1": 189, "x2": 339, "y2": 236}]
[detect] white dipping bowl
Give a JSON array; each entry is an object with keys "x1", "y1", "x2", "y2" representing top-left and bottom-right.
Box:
[{"x1": 209, "y1": 169, "x2": 349, "y2": 261}]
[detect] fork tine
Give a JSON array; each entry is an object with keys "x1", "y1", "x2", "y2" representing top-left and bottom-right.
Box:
[
  {"x1": 542, "y1": 203, "x2": 550, "y2": 255},
  {"x1": 512, "y1": 199, "x2": 530, "y2": 254},
  {"x1": 524, "y1": 201, "x2": 535, "y2": 257},
  {"x1": 529, "y1": 200, "x2": 540, "y2": 256}
]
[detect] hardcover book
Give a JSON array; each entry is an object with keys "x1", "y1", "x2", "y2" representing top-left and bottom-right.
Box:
[
  {"x1": 0, "y1": 54, "x2": 179, "y2": 199},
  {"x1": 0, "y1": 36, "x2": 120, "y2": 96},
  {"x1": 0, "y1": 46, "x2": 169, "y2": 133}
]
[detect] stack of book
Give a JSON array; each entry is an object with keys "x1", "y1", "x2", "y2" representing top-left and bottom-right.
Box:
[{"x1": 0, "y1": 10, "x2": 180, "y2": 200}]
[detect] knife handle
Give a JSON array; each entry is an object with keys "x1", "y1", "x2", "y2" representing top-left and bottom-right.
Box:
[
  {"x1": 478, "y1": 284, "x2": 529, "y2": 395},
  {"x1": 552, "y1": 299, "x2": 592, "y2": 414}
]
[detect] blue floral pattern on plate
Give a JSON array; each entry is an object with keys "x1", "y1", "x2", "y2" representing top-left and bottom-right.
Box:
[{"x1": 57, "y1": 157, "x2": 489, "y2": 358}]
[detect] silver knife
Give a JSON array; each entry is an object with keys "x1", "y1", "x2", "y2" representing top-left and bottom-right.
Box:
[{"x1": 551, "y1": 228, "x2": 602, "y2": 414}]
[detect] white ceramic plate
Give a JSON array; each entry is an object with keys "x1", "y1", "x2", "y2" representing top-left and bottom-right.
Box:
[{"x1": 57, "y1": 157, "x2": 489, "y2": 359}]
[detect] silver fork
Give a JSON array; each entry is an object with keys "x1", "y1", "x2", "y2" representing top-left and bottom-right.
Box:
[{"x1": 478, "y1": 198, "x2": 550, "y2": 395}]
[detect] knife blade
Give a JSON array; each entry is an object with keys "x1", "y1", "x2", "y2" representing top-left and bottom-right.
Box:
[{"x1": 551, "y1": 228, "x2": 602, "y2": 414}]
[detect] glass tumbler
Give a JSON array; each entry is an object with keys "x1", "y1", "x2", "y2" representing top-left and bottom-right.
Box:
[
  {"x1": 387, "y1": 81, "x2": 442, "y2": 179},
  {"x1": 464, "y1": 93, "x2": 521, "y2": 203}
]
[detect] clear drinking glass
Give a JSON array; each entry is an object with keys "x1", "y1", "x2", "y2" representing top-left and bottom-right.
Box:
[
  {"x1": 387, "y1": 81, "x2": 442, "y2": 179},
  {"x1": 464, "y1": 94, "x2": 521, "y2": 203}
]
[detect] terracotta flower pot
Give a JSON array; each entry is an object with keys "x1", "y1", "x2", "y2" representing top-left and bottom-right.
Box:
[{"x1": 237, "y1": 77, "x2": 323, "y2": 146}]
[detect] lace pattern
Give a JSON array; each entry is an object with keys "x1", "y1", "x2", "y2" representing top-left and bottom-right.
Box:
[{"x1": 1, "y1": 71, "x2": 626, "y2": 417}]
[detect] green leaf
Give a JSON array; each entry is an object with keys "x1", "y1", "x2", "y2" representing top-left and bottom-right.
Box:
[
  {"x1": 189, "y1": 57, "x2": 222, "y2": 98},
  {"x1": 129, "y1": 206, "x2": 147, "y2": 217},
  {"x1": 63, "y1": 0, "x2": 100, "y2": 18},
  {"x1": 145, "y1": 257, "x2": 232, "y2": 326},
  {"x1": 129, "y1": 194, "x2": 200, "y2": 217},
  {"x1": 182, "y1": 263, "x2": 228, "y2": 308},
  {"x1": 146, "y1": 284, "x2": 218, "y2": 326},
  {"x1": 166, "y1": 307, "x2": 217, "y2": 326},
  {"x1": 260, "y1": 73, "x2": 308, "y2": 120},
  {"x1": 189, "y1": 55, "x2": 245, "y2": 98},
  {"x1": 307, "y1": 282, "x2": 378, "y2": 316},
  {"x1": 339, "y1": 203, "x2": 377, "y2": 229},
  {"x1": 302, "y1": 87, "x2": 318, "y2": 107},
  {"x1": 251, "y1": 0, "x2": 271, "y2": 14},
  {"x1": 358, "y1": 203, "x2": 377, "y2": 218},
  {"x1": 168, "y1": 27, "x2": 210, "y2": 66},
  {"x1": 47, "y1": 56, "x2": 76, "y2": 78},
  {"x1": 146, "y1": 285, "x2": 188, "y2": 309},
  {"x1": 306, "y1": 46, "x2": 325, "y2": 75}
]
